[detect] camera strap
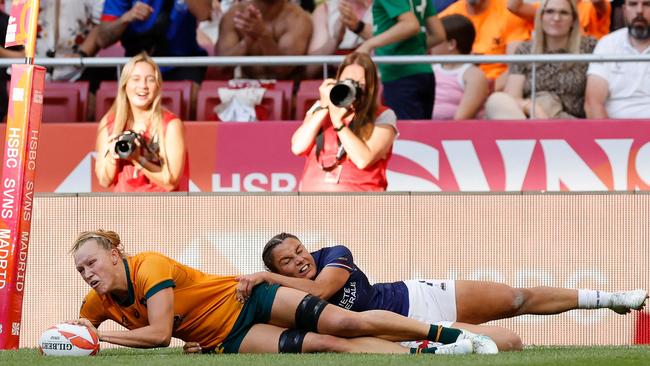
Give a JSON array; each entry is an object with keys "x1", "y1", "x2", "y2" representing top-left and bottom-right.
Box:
[
  {"x1": 141, "y1": 132, "x2": 162, "y2": 165},
  {"x1": 315, "y1": 120, "x2": 355, "y2": 171}
]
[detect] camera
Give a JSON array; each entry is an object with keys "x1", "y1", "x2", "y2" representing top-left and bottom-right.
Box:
[
  {"x1": 330, "y1": 79, "x2": 363, "y2": 108},
  {"x1": 114, "y1": 130, "x2": 145, "y2": 160}
]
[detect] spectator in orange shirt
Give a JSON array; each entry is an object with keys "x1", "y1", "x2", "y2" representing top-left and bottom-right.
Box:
[
  {"x1": 439, "y1": 0, "x2": 531, "y2": 88},
  {"x1": 507, "y1": 0, "x2": 611, "y2": 39}
]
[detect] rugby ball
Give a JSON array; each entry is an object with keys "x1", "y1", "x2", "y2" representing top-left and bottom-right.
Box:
[{"x1": 39, "y1": 323, "x2": 99, "y2": 356}]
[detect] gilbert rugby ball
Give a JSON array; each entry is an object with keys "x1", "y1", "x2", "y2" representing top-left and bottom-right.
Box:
[{"x1": 39, "y1": 323, "x2": 99, "y2": 356}]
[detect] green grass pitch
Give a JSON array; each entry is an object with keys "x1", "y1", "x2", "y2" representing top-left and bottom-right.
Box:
[{"x1": 1, "y1": 346, "x2": 650, "y2": 366}]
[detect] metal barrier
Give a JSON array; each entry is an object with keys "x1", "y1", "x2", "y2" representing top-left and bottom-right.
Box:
[
  {"x1": 2, "y1": 54, "x2": 648, "y2": 119},
  {"x1": 0, "y1": 54, "x2": 649, "y2": 67}
]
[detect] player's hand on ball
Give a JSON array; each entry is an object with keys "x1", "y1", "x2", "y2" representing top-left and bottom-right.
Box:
[
  {"x1": 66, "y1": 318, "x2": 99, "y2": 338},
  {"x1": 183, "y1": 342, "x2": 202, "y2": 354}
]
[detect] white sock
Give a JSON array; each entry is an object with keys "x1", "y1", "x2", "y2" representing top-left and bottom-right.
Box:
[{"x1": 578, "y1": 289, "x2": 613, "y2": 309}]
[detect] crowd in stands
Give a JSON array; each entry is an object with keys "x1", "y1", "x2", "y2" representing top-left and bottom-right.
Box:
[
  {"x1": 0, "y1": 0, "x2": 648, "y2": 192},
  {"x1": 0, "y1": 0, "x2": 648, "y2": 124}
]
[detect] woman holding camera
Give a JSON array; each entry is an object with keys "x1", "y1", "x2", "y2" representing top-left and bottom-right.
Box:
[
  {"x1": 291, "y1": 52, "x2": 397, "y2": 192},
  {"x1": 95, "y1": 53, "x2": 189, "y2": 192}
]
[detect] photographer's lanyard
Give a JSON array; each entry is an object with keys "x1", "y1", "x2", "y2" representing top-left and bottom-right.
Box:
[{"x1": 315, "y1": 121, "x2": 354, "y2": 172}]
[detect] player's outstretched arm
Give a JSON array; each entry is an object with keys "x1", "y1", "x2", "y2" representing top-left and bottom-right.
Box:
[{"x1": 80, "y1": 288, "x2": 175, "y2": 348}]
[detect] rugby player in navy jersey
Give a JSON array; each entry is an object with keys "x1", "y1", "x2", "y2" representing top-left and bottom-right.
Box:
[{"x1": 235, "y1": 233, "x2": 648, "y2": 350}]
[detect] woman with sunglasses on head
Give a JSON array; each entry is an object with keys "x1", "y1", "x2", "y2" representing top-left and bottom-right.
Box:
[
  {"x1": 291, "y1": 52, "x2": 397, "y2": 192},
  {"x1": 485, "y1": 0, "x2": 597, "y2": 119}
]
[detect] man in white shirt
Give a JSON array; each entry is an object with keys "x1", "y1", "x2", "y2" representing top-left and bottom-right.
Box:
[
  {"x1": 26, "y1": 0, "x2": 105, "y2": 81},
  {"x1": 585, "y1": 0, "x2": 650, "y2": 119}
]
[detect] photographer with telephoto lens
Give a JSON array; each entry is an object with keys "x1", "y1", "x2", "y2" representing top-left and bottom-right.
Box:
[
  {"x1": 95, "y1": 53, "x2": 189, "y2": 192},
  {"x1": 329, "y1": 79, "x2": 363, "y2": 109},
  {"x1": 291, "y1": 52, "x2": 398, "y2": 192}
]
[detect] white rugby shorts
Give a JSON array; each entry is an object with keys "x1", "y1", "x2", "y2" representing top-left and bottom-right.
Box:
[{"x1": 404, "y1": 279, "x2": 457, "y2": 327}]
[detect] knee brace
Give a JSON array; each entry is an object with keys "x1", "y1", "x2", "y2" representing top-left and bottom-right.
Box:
[
  {"x1": 278, "y1": 328, "x2": 307, "y2": 353},
  {"x1": 295, "y1": 294, "x2": 328, "y2": 332}
]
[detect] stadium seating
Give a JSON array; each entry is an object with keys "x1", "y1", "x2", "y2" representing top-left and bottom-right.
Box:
[
  {"x1": 201, "y1": 80, "x2": 294, "y2": 120},
  {"x1": 95, "y1": 86, "x2": 183, "y2": 121},
  {"x1": 33, "y1": 76, "x2": 387, "y2": 123},
  {"x1": 94, "y1": 83, "x2": 129, "y2": 121},
  {"x1": 41, "y1": 88, "x2": 80, "y2": 123},
  {"x1": 294, "y1": 80, "x2": 322, "y2": 120},
  {"x1": 196, "y1": 88, "x2": 283, "y2": 121},
  {"x1": 162, "y1": 80, "x2": 193, "y2": 121},
  {"x1": 96, "y1": 81, "x2": 186, "y2": 121},
  {"x1": 97, "y1": 81, "x2": 117, "y2": 93},
  {"x1": 199, "y1": 81, "x2": 229, "y2": 93},
  {"x1": 42, "y1": 81, "x2": 89, "y2": 122},
  {"x1": 275, "y1": 80, "x2": 295, "y2": 120}
]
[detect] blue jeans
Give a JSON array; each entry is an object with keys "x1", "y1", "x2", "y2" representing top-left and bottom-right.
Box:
[{"x1": 382, "y1": 72, "x2": 435, "y2": 120}]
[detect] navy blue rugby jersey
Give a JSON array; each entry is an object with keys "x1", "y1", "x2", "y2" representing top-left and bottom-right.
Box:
[{"x1": 311, "y1": 245, "x2": 409, "y2": 316}]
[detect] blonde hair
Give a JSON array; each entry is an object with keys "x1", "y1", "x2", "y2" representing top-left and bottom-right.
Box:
[
  {"x1": 70, "y1": 229, "x2": 125, "y2": 258},
  {"x1": 532, "y1": 0, "x2": 582, "y2": 54},
  {"x1": 102, "y1": 52, "x2": 171, "y2": 175}
]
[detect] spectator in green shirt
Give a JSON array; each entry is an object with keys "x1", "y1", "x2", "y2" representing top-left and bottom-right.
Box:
[{"x1": 357, "y1": 0, "x2": 445, "y2": 120}]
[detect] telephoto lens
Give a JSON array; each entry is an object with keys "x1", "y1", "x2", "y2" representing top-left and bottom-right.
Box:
[
  {"x1": 330, "y1": 79, "x2": 362, "y2": 108},
  {"x1": 114, "y1": 131, "x2": 140, "y2": 159}
]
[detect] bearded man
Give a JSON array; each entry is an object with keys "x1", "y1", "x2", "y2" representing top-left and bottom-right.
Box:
[{"x1": 585, "y1": 0, "x2": 650, "y2": 118}]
